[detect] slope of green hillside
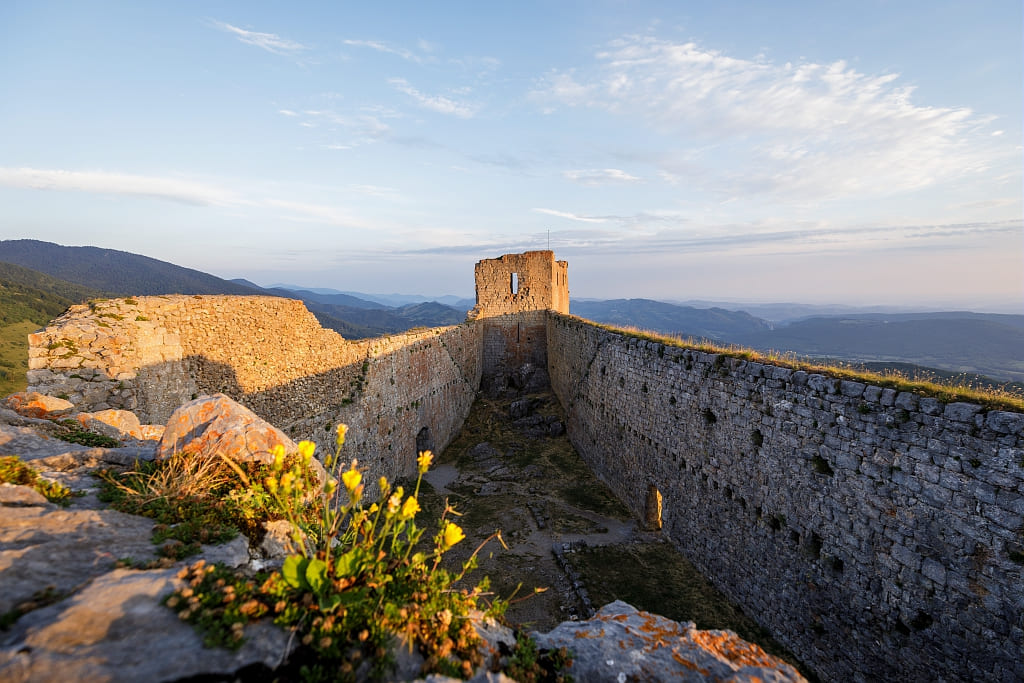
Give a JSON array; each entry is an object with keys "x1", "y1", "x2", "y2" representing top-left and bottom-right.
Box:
[
  {"x1": 0, "y1": 262, "x2": 102, "y2": 325},
  {"x1": 0, "y1": 321, "x2": 39, "y2": 396},
  {"x1": 0, "y1": 262, "x2": 103, "y2": 396}
]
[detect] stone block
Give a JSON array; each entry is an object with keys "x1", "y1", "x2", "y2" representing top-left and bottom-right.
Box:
[
  {"x1": 894, "y1": 392, "x2": 919, "y2": 411},
  {"x1": 840, "y1": 380, "x2": 866, "y2": 398},
  {"x1": 919, "y1": 398, "x2": 942, "y2": 416},
  {"x1": 985, "y1": 411, "x2": 1024, "y2": 435},
  {"x1": 944, "y1": 402, "x2": 983, "y2": 423}
]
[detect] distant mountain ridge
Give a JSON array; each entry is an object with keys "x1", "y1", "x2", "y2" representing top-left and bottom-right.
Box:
[
  {"x1": 267, "y1": 283, "x2": 474, "y2": 310},
  {"x1": 570, "y1": 298, "x2": 1024, "y2": 383},
  {"x1": 0, "y1": 239, "x2": 262, "y2": 296}
]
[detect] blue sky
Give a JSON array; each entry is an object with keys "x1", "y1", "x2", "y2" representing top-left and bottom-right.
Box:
[{"x1": 1, "y1": 1, "x2": 1021, "y2": 309}]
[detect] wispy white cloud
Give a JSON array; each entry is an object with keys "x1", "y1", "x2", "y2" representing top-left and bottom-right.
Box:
[
  {"x1": 0, "y1": 166, "x2": 383, "y2": 230},
  {"x1": 0, "y1": 167, "x2": 241, "y2": 206},
  {"x1": 532, "y1": 208, "x2": 608, "y2": 223},
  {"x1": 563, "y1": 168, "x2": 642, "y2": 186},
  {"x1": 278, "y1": 109, "x2": 299, "y2": 117},
  {"x1": 343, "y1": 39, "x2": 425, "y2": 63},
  {"x1": 534, "y1": 35, "x2": 1005, "y2": 200},
  {"x1": 413, "y1": 219, "x2": 1021, "y2": 260},
  {"x1": 211, "y1": 21, "x2": 308, "y2": 55},
  {"x1": 388, "y1": 78, "x2": 478, "y2": 118}
]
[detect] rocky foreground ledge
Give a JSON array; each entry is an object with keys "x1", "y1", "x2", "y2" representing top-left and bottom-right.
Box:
[{"x1": 0, "y1": 392, "x2": 805, "y2": 682}]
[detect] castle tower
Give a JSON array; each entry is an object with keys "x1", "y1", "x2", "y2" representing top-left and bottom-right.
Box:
[{"x1": 468, "y1": 250, "x2": 569, "y2": 392}]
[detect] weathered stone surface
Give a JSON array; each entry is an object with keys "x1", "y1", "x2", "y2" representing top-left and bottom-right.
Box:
[
  {"x1": 986, "y1": 410, "x2": 1024, "y2": 435},
  {"x1": 0, "y1": 423, "x2": 86, "y2": 461},
  {"x1": 0, "y1": 507, "x2": 157, "y2": 616},
  {"x1": 0, "y1": 483, "x2": 50, "y2": 507},
  {"x1": 0, "y1": 407, "x2": 53, "y2": 428},
  {"x1": 258, "y1": 519, "x2": 309, "y2": 560},
  {"x1": 0, "y1": 568, "x2": 292, "y2": 683},
  {"x1": 3, "y1": 392, "x2": 74, "y2": 420},
  {"x1": 27, "y1": 445, "x2": 157, "y2": 472},
  {"x1": 532, "y1": 601, "x2": 804, "y2": 682}
]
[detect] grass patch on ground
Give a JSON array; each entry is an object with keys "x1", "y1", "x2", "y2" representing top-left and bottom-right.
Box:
[
  {"x1": 0, "y1": 455, "x2": 75, "y2": 505},
  {"x1": 573, "y1": 541, "x2": 811, "y2": 678},
  {"x1": 97, "y1": 453, "x2": 281, "y2": 559}
]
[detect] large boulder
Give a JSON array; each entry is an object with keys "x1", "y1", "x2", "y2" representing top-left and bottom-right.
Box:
[
  {"x1": 4, "y1": 392, "x2": 74, "y2": 420},
  {"x1": 532, "y1": 601, "x2": 805, "y2": 682},
  {"x1": 158, "y1": 393, "x2": 295, "y2": 464},
  {"x1": 157, "y1": 394, "x2": 324, "y2": 480}
]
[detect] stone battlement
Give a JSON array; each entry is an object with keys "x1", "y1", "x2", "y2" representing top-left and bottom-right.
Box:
[{"x1": 25, "y1": 253, "x2": 1024, "y2": 681}]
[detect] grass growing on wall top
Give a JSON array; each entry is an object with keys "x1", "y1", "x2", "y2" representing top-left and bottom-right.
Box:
[{"x1": 557, "y1": 314, "x2": 1024, "y2": 413}]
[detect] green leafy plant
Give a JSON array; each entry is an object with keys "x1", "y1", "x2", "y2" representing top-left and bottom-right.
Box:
[
  {"x1": 0, "y1": 456, "x2": 74, "y2": 505},
  {"x1": 167, "y1": 426, "x2": 507, "y2": 681}
]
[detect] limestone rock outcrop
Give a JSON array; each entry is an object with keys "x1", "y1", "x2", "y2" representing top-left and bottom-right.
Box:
[
  {"x1": 532, "y1": 601, "x2": 804, "y2": 682},
  {"x1": 3, "y1": 392, "x2": 74, "y2": 420},
  {"x1": 0, "y1": 568, "x2": 292, "y2": 683}
]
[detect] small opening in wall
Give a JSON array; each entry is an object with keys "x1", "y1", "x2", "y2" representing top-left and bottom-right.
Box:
[
  {"x1": 511, "y1": 272, "x2": 519, "y2": 295},
  {"x1": 645, "y1": 484, "x2": 663, "y2": 531}
]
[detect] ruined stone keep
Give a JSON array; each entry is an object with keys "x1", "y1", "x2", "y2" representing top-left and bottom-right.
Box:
[{"x1": 26, "y1": 250, "x2": 1024, "y2": 681}]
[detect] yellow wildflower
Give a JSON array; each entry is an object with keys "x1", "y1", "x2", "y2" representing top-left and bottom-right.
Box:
[
  {"x1": 280, "y1": 472, "x2": 295, "y2": 493},
  {"x1": 442, "y1": 521, "x2": 465, "y2": 549},
  {"x1": 378, "y1": 476, "x2": 389, "y2": 495},
  {"x1": 271, "y1": 444, "x2": 285, "y2": 469},
  {"x1": 336, "y1": 423, "x2": 349, "y2": 447},
  {"x1": 400, "y1": 496, "x2": 420, "y2": 520},
  {"x1": 417, "y1": 450, "x2": 433, "y2": 474},
  {"x1": 324, "y1": 478, "x2": 337, "y2": 495},
  {"x1": 341, "y1": 461, "x2": 361, "y2": 492},
  {"x1": 297, "y1": 440, "x2": 316, "y2": 465},
  {"x1": 265, "y1": 477, "x2": 278, "y2": 494}
]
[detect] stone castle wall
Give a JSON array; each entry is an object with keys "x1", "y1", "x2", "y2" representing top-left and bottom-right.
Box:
[
  {"x1": 546, "y1": 312, "x2": 1024, "y2": 681},
  {"x1": 27, "y1": 296, "x2": 481, "y2": 487}
]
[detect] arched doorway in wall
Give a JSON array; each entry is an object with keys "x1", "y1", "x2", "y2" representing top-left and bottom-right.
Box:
[{"x1": 416, "y1": 426, "x2": 434, "y2": 456}]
